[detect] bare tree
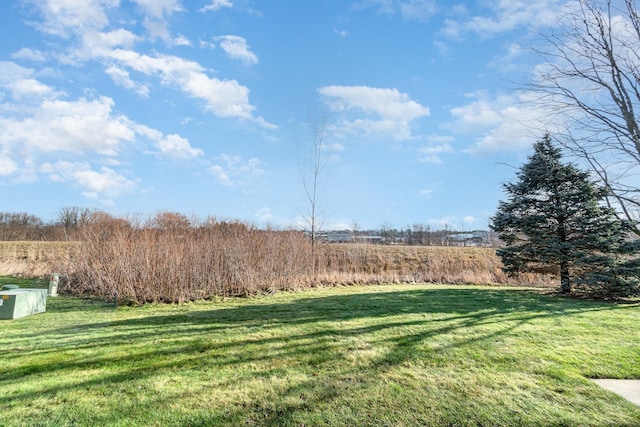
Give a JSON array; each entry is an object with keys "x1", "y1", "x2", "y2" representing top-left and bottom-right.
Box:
[
  {"x1": 380, "y1": 221, "x2": 395, "y2": 244},
  {"x1": 351, "y1": 219, "x2": 360, "y2": 243},
  {"x1": 300, "y1": 114, "x2": 330, "y2": 271},
  {"x1": 0, "y1": 212, "x2": 44, "y2": 240},
  {"x1": 56, "y1": 207, "x2": 92, "y2": 240},
  {"x1": 530, "y1": 0, "x2": 640, "y2": 231}
]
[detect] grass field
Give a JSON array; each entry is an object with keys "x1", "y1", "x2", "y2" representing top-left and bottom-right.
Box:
[{"x1": 1, "y1": 278, "x2": 639, "y2": 426}]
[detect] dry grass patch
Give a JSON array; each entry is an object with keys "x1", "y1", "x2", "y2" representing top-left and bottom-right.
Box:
[{"x1": 0, "y1": 241, "x2": 70, "y2": 276}]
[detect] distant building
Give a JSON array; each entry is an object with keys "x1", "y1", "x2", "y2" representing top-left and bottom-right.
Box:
[
  {"x1": 354, "y1": 235, "x2": 383, "y2": 244},
  {"x1": 327, "y1": 231, "x2": 352, "y2": 243}
]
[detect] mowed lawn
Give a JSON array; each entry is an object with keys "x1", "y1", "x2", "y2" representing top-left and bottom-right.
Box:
[{"x1": 1, "y1": 280, "x2": 639, "y2": 426}]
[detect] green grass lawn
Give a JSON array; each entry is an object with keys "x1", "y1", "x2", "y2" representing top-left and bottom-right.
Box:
[{"x1": 1, "y1": 279, "x2": 639, "y2": 426}]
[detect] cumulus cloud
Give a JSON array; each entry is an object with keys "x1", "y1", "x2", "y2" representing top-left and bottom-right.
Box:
[
  {"x1": 41, "y1": 161, "x2": 139, "y2": 201},
  {"x1": 25, "y1": 1, "x2": 273, "y2": 129},
  {"x1": 215, "y1": 35, "x2": 258, "y2": 65},
  {"x1": 445, "y1": 91, "x2": 545, "y2": 153},
  {"x1": 82, "y1": 28, "x2": 142, "y2": 51},
  {"x1": 101, "y1": 50, "x2": 274, "y2": 128},
  {"x1": 0, "y1": 62, "x2": 57, "y2": 101},
  {"x1": 0, "y1": 63, "x2": 201, "y2": 200},
  {"x1": 208, "y1": 154, "x2": 264, "y2": 187},
  {"x1": 0, "y1": 156, "x2": 18, "y2": 176},
  {"x1": 155, "y1": 134, "x2": 204, "y2": 160},
  {"x1": 1, "y1": 96, "x2": 134, "y2": 156},
  {"x1": 318, "y1": 85, "x2": 429, "y2": 140},
  {"x1": 33, "y1": 0, "x2": 116, "y2": 37}
]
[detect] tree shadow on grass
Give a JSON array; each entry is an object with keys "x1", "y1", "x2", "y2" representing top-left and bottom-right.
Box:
[{"x1": 1, "y1": 287, "x2": 638, "y2": 426}]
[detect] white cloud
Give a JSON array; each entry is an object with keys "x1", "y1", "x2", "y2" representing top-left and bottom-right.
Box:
[
  {"x1": 11, "y1": 48, "x2": 47, "y2": 62},
  {"x1": 132, "y1": 0, "x2": 184, "y2": 19},
  {"x1": 442, "y1": 0, "x2": 563, "y2": 38},
  {"x1": 33, "y1": 0, "x2": 117, "y2": 37},
  {"x1": 443, "y1": 91, "x2": 542, "y2": 153},
  {"x1": 131, "y1": 0, "x2": 184, "y2": 41},
  {"x1": 105, "y1": 66, "x2": 150, "y2": 97},
  {"x1": 0, "y1": 61, "x2": 36, "y2": 84},
  {"x1": 0, "y1": 96, "x2": 135, "y2": 156},
  {"x1": 102, "y1": 50, "x2": 274, "y2": 128},
  {"x1": 0, "y1": 156, "x2": 18, "y2": 176},
  {"x1": 82, "y1": 29, "x2": 142, "y2": 50},
  {"x1": 318, "y1": 85, "x2": 429, "y2": 140},
  {"x1": 450, "y1": 99, "x2": 502, "y2": 129},
  {"x1": 142, "y1": 18, "x2": 171, "y2": 41},
  {"x1": 8, "y1": 78, "x2": 57, "y2": 101},
  {"x1": 24, "y1": 2, "x2": 273, "y2": 129},
  {"x1": 155, "y1": 134, "x2": 204, "y2": 160},
  {"x1": 41, "y1": 161, "x2": 139, "y2": 201},
  {"x1": 463, "y1": 216, "x2": 476, "y2": 224},
  {"x1": 200, "y1": 0, "x2": 233, "y2": 12},
  {"x1": 320, "y1": 85, "x2": 429, "y2": 120},
  {"x1": 215, "y1": 35, "x2": 258, "y2": 65},
  {"x1": 0, "y1": 65, "x2": 199, "y2": 195},
  {"x1": 208, "y1": 154, "x2": 264, "y2": 187},
  {"x1": 170, "y1": 35, "x2": 192, "y2": 46}
]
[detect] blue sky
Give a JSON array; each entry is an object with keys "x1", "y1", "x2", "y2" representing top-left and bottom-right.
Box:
[{"x1": 0, "y1": 0, "x2": 575, "y2": 230}]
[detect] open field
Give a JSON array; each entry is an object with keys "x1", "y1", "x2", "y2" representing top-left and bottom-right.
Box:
[
  {"x1": 1, "y1": 280, "x2": 639, "y2": 426},
  {"x1": 0, "y1": 241, "x2": 70, "y2": 277}
]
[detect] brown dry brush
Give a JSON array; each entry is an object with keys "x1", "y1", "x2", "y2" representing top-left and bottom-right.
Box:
[
  {"x1": 57, "y1": 214, "x2": 312, "y2": 304},
  {"x1": 310, "y1": 244, "x2": 550, "y2": 288},
  {"x1": 50, "y1": 212, "x2": 552, "y2": 305}
]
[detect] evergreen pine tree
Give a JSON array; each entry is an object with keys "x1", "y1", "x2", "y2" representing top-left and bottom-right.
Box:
[{"x1": 490, "y1": 134, "x2": 639, "y2": 297}]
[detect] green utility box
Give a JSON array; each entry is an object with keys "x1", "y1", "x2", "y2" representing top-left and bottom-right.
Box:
[{"x1": 0, "y1": 289, "x2": 47, "y2": 320}]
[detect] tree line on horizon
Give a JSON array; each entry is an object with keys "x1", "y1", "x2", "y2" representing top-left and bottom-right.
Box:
[{"x1": 0, "y1": 208, "x2": 499, "y2": 247}]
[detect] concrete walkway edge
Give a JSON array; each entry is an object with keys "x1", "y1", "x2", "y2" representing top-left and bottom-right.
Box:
[{"x1": 591, "y1": 379, "x2": 640, "y2": 407}]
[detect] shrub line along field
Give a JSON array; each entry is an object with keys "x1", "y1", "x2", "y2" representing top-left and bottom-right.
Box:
[
  {"x1": 0, "y1": 278, "x2": 639, "y2": 426},
  {"x1": 0, "y1": 237, "x2": 553, "y2": 304}
]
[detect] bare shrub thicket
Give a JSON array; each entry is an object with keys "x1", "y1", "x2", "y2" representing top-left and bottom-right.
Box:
[
  {"x1": 56, "y1": 212, "x2": 312, "y2": 304},
  {"x1": 48, "y1": 211, "x2": 553, "y2": 304}
]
